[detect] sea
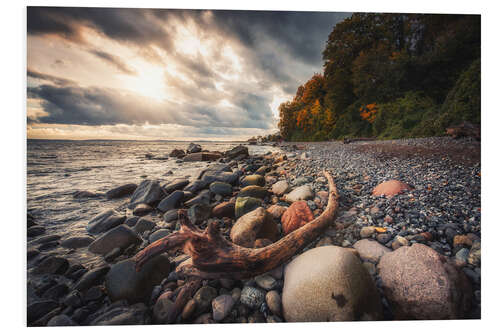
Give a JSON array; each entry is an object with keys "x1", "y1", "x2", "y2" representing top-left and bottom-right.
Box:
[{"x1": 27, "y1": 139, "x2": 281, "y2": 271}]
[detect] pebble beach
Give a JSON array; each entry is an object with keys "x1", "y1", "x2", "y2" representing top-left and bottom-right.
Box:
[{"x1": 27, "y1": 137, "x2": 481, "y2": 325}]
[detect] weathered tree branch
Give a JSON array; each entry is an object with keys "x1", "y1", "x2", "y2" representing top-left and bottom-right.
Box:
[{"x1": 134, "y1": 170, "x2": 338, "y2": 280}]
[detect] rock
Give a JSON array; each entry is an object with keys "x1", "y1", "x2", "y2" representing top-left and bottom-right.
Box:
[
  {"x1": 133, "y1": 218, "x2": 155, "y2": 234},
  {"x1": 360, "y1": 226, "x2": 376, "y2": 238},
  {"x1": 187, "y1": 142, "x2": 202, "y2": 153},
  {"x1": 225, "y1": 145, "x2": 249, "y2": 159},
  {"x1": 353, "y1": 239, "x2": 392, "y2": 263},
  {"x1": 271, "y1": 180, "x2": 290, "y2": 196},
  {"x1": 391, "y1": 235, "x2": 409, "y2": 250},
  {"x1": 282, "y1": 246, "x2": 382, "y2": 322},
  {"x1": 87, "y1": 209, "x2": 126, "y2": 234},
  {"x1": 149, "y1": 229, "x2": 170, "y2": 243},
  {"x1": 73, "y1": 265, "x2": 109, "y2": 291},
  {"x1": 27, "y1": 300, "x2": 59, "y2": 323},
  {"x1": 106, "y1": 184, "x2": 138, "y2": 199},
  {"x1": 241, "y1": 175, "x2": 265, "y2": 187},
  {"x1": 281, "y1": 201, "x2": 314, "y2": 235},
  {"x1": 193, "y1": 286, "x2": 218, "y2": 314},
  {"x1": 73, "y1": 190, "x2": 102, "y2": 198},
  {"x1": 157, "y1": 190, "x2": 184, "y2": 212},
  {"x1": 200, "y1": 166, "x2": 239, "y2": 185},
  {"x1": 212, "y1": 202, "x2": 235, "y2": 219},
  {"x1": 468, "y1": 241, "x2": 481, "y2": 266},
  {"x1": 169, "y1": 148, "x2": 186, "y2": 158},
  {"x1": 238, "y1": 185, "x2": 268, "y2": 199},
  {"x1": 88, "y1": 225, "x2": 141, "y2": 255},
  {"x1": 255, "y1": 165, "x2": 270, "y2": 175},
  {"x1": 125, "y1": 216, "x2": 140, "y2": 227},
  {"x1": 32, "y1": 256, "x2": 69, "y2": 275},
  {"x1": 105, "y1": 254, "x2": 171, "y2": 304},
  {"x1": 153, "y1": 292, "x2": 175, "y2": 323},
  {"x1": 187, "y1": 204, "x2": 212, "y2": 224},
  {"x1": 129, "y1": 180, "x2": 165, "y2": 209},
  {"x1": 181, "y1": 299, "x2": 197, "y2": 320},
  {"x1": 84, "y1": 286, "x2": 104, "y2": 302},
  {"x1": 378, "y1": 243, "x2": 472, "y2": 319},
  {"x1": 255, "y1": 274, "x2": 277, "y2": 290},
  {"x1": 184, "y1": 180, "x2": 207, "y2": 193},
  {"x1": 184, "y1": 189, "x2": 211, "y2": 207},
  {"x1": 230, "y1": 207, "x2": 279, "y2": 247},
  {"x1": 61, "y1": 236, "x2": 94, "y2": 249},
  {"x1": 266, "y1": 290, "x2": 281, "y2": 316},
  {"x1": 162, "y1": 209, "x2": 179, "y2": 223},
  {"x1": 235, "y1": 196, "x2": 262, "y2": 219},
  {"x1": 284, "y1": 185, "x2": 314, "y2": 203},
  {"x1": 240, "y1": 286, "x2": 266, "y2": 309},
  {"x1": 184, "y1": 152, "x2": 222, "y2": 162},
  {"x1": 132, "y1": 203, "x2": 153, "y2": 216},
  {"x1": 455, "y1": 248, "x2": 470, "y2": 266},
  {"x1": 104, "y1": 247, "x2": 122, "y2": 262},
  {"x1": 89, "y1": 303, "x2": 150, "y2": 325},
  {"x1": 47, "y1": 314, "x2": 77, "y2": 326},
  {"x1": 209, "y1": 182, "x2": 233, "y2": 196},
  {"x1": 28, "y1": 226, "x2": 45, "y2": 237},
  {"x1": 163, "y1": 179, "x2": 189, "y2": 194},
  {"x1": 372, "y1": 180, "x2": 412, "y2": 197},
  {"x1": 267, "y1": 205, "x2": 288, "y2": 220},
  {"x1": 63, "y1": 290, "x2": 82, "y2": 308},
  {"x1": 212, "y1": 294, "x2": 235, "y2": 321},
  {"x1": 27, "y1": 249, "x2": 40, "y2": 260}
]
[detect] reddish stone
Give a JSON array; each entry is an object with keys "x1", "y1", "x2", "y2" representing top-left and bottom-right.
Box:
[
  {"x1": 212, "y1": 202, "x2": 235, "y2": 219},
  {"x1": 281, "y1": 201, "x2": 314, "y2": 235},
  {"x1": 372, "y1": 180, "x2": 413, "y2": 197}
]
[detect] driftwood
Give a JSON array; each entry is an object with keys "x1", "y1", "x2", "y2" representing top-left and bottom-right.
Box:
[{"x1": 134, "y1": 170, "x2": 339, "y2": 280}]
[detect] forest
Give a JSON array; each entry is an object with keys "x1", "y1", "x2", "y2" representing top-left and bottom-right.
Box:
[{"x1": 278, "y1": 13, "x2": 480, "y2": 141}]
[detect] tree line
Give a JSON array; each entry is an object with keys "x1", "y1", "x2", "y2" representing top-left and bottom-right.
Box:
[{"x1": 278, "y1": 13, "x2": 480, "y2": 141}]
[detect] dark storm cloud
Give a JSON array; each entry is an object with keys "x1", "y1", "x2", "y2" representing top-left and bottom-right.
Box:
[
  {"x1": 27, "y1": 82, "x2": 274, "y2": 130},
  {"x1": 88, "y1": 49, "x2": 137, "y2": 75},
  {"x1": 27, "y1": 68, "x2": 76, "y2": 86}
]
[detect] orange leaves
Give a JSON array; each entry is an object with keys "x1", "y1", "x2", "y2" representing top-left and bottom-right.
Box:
[{"x1": 359, "y1": 103, "x2": 378, "y2": 123}]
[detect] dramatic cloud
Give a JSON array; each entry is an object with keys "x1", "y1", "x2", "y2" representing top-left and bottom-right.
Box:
[{"x1": 27, "y1": 7, "x2": 350, "y2": 140}]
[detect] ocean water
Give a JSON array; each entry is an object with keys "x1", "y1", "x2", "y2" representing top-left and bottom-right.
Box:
[{"x1": 27, "y1": 139, "x2": 280, "y2": 270}]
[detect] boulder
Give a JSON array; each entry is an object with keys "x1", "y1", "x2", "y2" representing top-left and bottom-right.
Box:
[
  {"x1": 87, "y1": 209, "x2": 126, "y2": 234},
  {"x1": 230, "y1": 207, "x2": 279, "y2": 248},
  {"x1": 106, "y1": 184, "x2": 138, "y2": 199},
  {"x1": 162, "y1": 209, "x2": 179, "y2": 223},
  {"x1": 238, "y1": 185, "x2": 269, "y2": 199},
  {"x1": 187, "y1": 204, "x2": 212, "y2": 224},
  {"x1": 153, "y1": 292, "x2": 175, "y2": 324},
  {"x1": 149, "y1": 229, "x2": 170, "y2": 243},
  {"x1": 187, "y1": 142, "x2": 202, "y2": 153},
  {"x1": 212, "y1": 294, "x2": 235, "y2": 321},
  {"x1": 133, "y1": 218, "x2": 156, "y2": 234},
  {"x1": 209, "y1": 182, "x2": 233, "y2": 196},
  {"x1": 105, "y1": 254, "x2": 171, "y2": 304},
  {"x1": 212, "y1": 202, "x2": 235, "y2": 219},
  {"x1": 271, "y1": 180, "x2": 290, "y2": 196},
  {"x1": 225, "y1": 145, "x2": 249, "y2": 159},
  {"x1": 241, "y1": 175, "x2": 265, "y2": 187},
  {"x1": 61, "y1": 236, "x2": 94, "y2": 249},
  {"x1": 235, "y1": 196, "x2": 262, "y2": 219},
  {"x1": 169, "y1": 148, "x2": 186, "y2": 158},
  {"x1": 133, "y1": 203, "x2": 153, "y2": 216},
  {"x1": 372, "y1": 180, "x2": 412, "y2": 197},
  {"x1": 284, "y1": 185, "x2": 314, "y2": 203},
  {"x1": 163, "y1": 179, "x2": 189, "y2": 194},
  {"x1": 88, "y1": 225, "x2": 141, "y2": 255},
  {"x1": 74, "y1": 265, "x2": 110, "y2": 291},
  {"x1": 281, "y1": 201, "x2": 314, "y2": 235},
  {"x1": 129, "y1": 180, "x2": 165, "y2": 209},
  {"x1": 32, "y1": 256, "x2": 69, "y2": 275},
  {"x1": 378, "y1": 243, "x2": 472, "y2": 319},
  {"x1": 184, "y1": 189, "x2": 211, "y2": 207},
  {"x1": 183, "y1": 152, "x2": 222, "y2": 162},
  {"x1": 267, "y1": 205, "x2": 288, "y2": 220},
  {"x1": 353, "y1": 239, "x2": 391, "y2": 263},
  {"x1": 282, "y1": 246, "x2": 382, "y2": 322},
  {"x1": 157, "y1": 190, "x2": 184, "y2": 212},
  {"x1": 184, "y1": 180, "x2": 207, "y2": 193}
]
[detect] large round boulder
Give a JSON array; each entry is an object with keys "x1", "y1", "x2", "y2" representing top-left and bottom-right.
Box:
[
  {"x1": 282, "y1": 246, "x2": 382, "y2": 322},
  {"x1": 105, "y1": 254, "x2": 171, "y2": 304},
  {"x1": 372, "y1": 180, "x2": 412, "y2": 197},
  {"x1": 378, "y1": 243, "x2": 472, "y2": 319}
]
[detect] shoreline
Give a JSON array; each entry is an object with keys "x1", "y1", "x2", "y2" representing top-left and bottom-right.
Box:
[{"x1": 27, "y1": 137, "x2": 481, "y2": 325}]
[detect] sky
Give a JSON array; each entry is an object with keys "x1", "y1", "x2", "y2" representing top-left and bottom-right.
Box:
[{"x1": 27, "y1": 7, "x2": 349, "y2": 140}]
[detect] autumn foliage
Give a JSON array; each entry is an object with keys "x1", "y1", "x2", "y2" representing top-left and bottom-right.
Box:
[{"x1": 278, "y1": 13, "x2": 480, "y2": 141}]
